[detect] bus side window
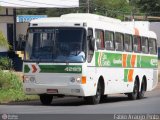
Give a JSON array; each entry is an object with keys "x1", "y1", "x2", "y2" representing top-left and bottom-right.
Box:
[
  {"x1": 87, "y1": 28, "x2": 94, "y2": 63},
  {"x1": 105, "y1": 31, "x2": 114, "y2": 50},
  {"x1": 95, "y1": 29, "x2": 105, "y2": 50},
  {"x1": 124, "y1": 34, "x2": 133, "y2": 52},
  {"x1": 141, "y1": 37, "x2": 149, "y2": 54},
  {"x1": 149, "y1": 38, "x2": 157, "y2": 54},
  {"x1": 115, "y1": 32, "x2": 124, "y2": 51},
  {"x1": 133, "y1": 36, "x2": 141, "y2": 53}
]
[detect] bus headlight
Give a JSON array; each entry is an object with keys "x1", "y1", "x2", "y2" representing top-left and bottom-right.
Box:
[
  {"x1": 70, "y1": 76, "x2": 86, "y2": 84},
  {"x1": 76, "y1": 77, "x2": 81, "y2": 83},
  {"x1": 70, "y1": 77, "x2": 81, "y2": 83},
  {"x1": 30, "y1": 77, "x2": 36, "y2": 83},
  {"x1": 70, "y1": 77, "x2": 76, "y2": 83},
  {"x1": 23, "y1": 76, "x2": 35, "y2": 83}
]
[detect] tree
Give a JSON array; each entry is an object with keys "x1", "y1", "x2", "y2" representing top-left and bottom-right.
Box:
[
  {"x1": 16, "y1": 0, "x2": 132, "y2": 19},
  {"x1": 46, "y1": 8, "x2": 77, "y2": 17},
  {"x1": 89, "y1": 0, "x2": 131, "y2": 19},
  {"x1": 0, "y1": 31, "x2": 9, "y2": 49},
  {"x1": 135, "y1": 0, "x2": 160, "y2": 16},
  {"x1": 17, "y1": 0, "x2": 160, "y2": 19},
  {"x1": 0, "y1": 6, "x2": 9, "y2": 48}
]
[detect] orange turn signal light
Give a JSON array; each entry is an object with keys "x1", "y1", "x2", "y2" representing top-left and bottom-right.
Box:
[{"x1": 81, "y1": 76, "x2": 86, "y2": 84}]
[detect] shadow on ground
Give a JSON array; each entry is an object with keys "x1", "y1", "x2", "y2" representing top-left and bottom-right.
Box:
[{"x1": 0, "y1": 95, "x2": 148, "y2": 107}]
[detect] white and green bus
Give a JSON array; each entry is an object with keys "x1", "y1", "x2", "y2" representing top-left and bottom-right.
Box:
[{"x1": 23, "y1": 13, "x2": 158, "y2": 105}]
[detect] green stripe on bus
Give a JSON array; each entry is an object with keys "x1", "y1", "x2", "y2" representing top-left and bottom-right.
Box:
[
  {"x1": 24, "y1": 65, "x2": 30, "y2": 73},
  {"x1": 95, "y1": 52, "x2": 122, "y2": 67},
  {"x1": 24, "y1": 65, "x2": 82, "y2": 73},
  {"x1": 141, "y1": 56, "x2": 158, "y2": 68},
  {"x1": 95, "y1": 52, "x2": 157, "y2": 68},
  {"x1": 137, "y1": 55, "x2": 141, "y2": 68},
  {"x1": 39, "y1": 65, "x2": 82, "y2": 73},
  {"x1": 95, "y1": 52, "x2": 100, "y2": 66},
  {"x1": 127, "y1": 54, "x2": 131, "y2": 68},
  {"x1": 124, "y1": 69, "x2": 129, "y2": 82}
]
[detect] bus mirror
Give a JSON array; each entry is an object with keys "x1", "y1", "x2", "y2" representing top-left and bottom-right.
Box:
[
  {"x1": 91, "y1": 38, "x2": 95, "y2": 46},
  {"x1": 87, "y1": 35, "x2": 92, "y2": 41}
]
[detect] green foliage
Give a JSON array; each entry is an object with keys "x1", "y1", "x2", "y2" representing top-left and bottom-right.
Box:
[
  {"x1": 16, "y1": 0, "x2": 160, "y2": 19},
  {"x1": 0, "y1": 57, "x2": 12, "y2": 70},
  {"x1": 0, "y1": 71, "x2": 21, "y2": 90},
  {"x1": 0, "y1": 71, "x2": 38, "y2": 103},
  {"x1": 16, "y1": 0, "x2": 131, "y2": 19},
  {"x1": 135, "y1": 0, "x2": 160, "y2": 16},
  {"x1": 90, "y1": 0, "x2": 131, "y2": 19},
  {"x1": 46, "y1": 8, "x2": 77, "y2": 17},
  {"x1": 0, "y1": 31, "x2": 9, "y2": 49}
]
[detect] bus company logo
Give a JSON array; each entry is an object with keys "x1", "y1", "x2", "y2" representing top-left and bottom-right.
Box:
[
  {"x1": 150, "y1": 59, "x2": 157, "y2": 66},
  {"x1": 2, "y1": 114, "x2": 8, "y2": 120},
  {"x1": 113, "y1": 59, "x2": 122, "y2": 64},
  {"x1": 102, "y1": 54, "x2": 110, "y2": 66},
  {"x1": 103, "y1": 60, "x2": 111, "y2": 66},
  {"x1": 99, "y1": 53, "x2": 111, "y2": 66}
]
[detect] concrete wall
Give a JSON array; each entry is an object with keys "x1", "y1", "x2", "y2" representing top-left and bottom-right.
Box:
[
  {"x1": 0, "y1": 7, "x2": 14, "y2": 42},
  {"x1": 16, "y1": 23, "x2": 29, "y2": 36},
  {"x1": 0, "y1": 23, "x2": 7, "y2": 38},
  {"x1": 0, "y1": 16, "x2": 14, "y2": 23},
  {"x1": 0, "y1": 7, "x2": 14, "y2": 52},
  {"x1": 0, "y1": 7, "x2": 13, "y2": 15},
  {"x1": 0, "y1": 23, "x2": 9, "y2": 52},
  {"x1": 16, "y1": 22, "x2": 29, "y2": 44}
]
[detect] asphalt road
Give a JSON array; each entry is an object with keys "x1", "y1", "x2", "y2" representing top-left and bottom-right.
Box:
[
  {"x1": 0, "y1": 84, "x2": 160, "y2": 120},
  {"x1": 0, "y1": 83, "x2": 160, "y2": 115}
]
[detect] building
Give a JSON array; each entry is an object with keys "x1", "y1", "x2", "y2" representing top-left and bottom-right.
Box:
[
  {"x1": 0, "y1": 8, "x2": 15, "y2": 51},
  {"x1": 0, "y1": 0, "x2": 79, "y2": 71}
]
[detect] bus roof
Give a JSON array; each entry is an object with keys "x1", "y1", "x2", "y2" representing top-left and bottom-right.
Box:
[
  {"x1": 61, "y1": 13, "x2": 121, "y2": 23},
  {"x1": 29, "y1": 13, "x2": 157, "y2": 39}
]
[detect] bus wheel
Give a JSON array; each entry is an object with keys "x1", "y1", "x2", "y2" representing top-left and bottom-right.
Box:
[
  {"x1": 85, "y1": 82, "x2": 102, "y2": 105},
  {"x1": 138, "y1": 80, "x2": 146, "y2": 99},
  {"x1": 128, "y1": 80, "x2": 139, "y2": 100},
  {"x1": 40, "y1": 94, "x2": 53, "y2": 105}
]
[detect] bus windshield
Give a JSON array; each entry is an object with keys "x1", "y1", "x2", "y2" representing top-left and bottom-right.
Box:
[{"x1": 25, "y1": 27, "x2": 86, "y2": 63}]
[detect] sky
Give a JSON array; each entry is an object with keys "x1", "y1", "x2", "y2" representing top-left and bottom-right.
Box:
[{"x1": 0, "y1": 0, "x2": 79, "y2": 8}]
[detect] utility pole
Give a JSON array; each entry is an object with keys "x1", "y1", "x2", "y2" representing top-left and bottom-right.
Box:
[{"x1": 87, "y1": 0, "x2": 90, "y2": 13}]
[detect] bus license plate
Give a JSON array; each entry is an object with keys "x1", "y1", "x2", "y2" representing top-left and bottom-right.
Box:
[{"x1": 47, "y1": 89, "x2": 58, "y2": 94}]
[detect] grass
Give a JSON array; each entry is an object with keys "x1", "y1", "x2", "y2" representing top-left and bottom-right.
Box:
[
  {"x1": 0, "y1": 89, "x2": 38, "y2": 104},
  {"x1": 0, "y1": 70, "x2": 38, "y2": 104}
]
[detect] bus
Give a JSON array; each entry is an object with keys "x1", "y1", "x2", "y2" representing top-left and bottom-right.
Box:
[{"x1": 23, "y1": 13, "x2": 158, "y2": 105}]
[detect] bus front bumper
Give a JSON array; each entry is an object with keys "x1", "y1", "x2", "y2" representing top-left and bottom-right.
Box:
[{"x1": 23, "y1": 83, "x2": 86, "y2": 97}]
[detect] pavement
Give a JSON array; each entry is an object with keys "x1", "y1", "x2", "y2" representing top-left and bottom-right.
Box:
[{"x1": 0, "y1": 83, "x2": 160, "y2": 120}]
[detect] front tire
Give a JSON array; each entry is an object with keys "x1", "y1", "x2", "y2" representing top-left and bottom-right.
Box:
[
  {"x1": 40, "y1": 94, "x2": 53, "y2": 105},
  {"x1": 85, "y1": 82, "x2": 102, "y2": 105},
  {"x1": 128, "y1": 80, "x2": 139, "y2": 100}
]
